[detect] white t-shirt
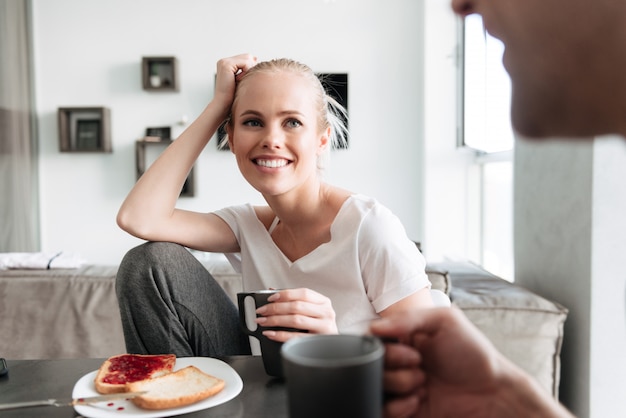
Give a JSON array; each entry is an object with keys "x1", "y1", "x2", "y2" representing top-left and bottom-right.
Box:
[{"x1": 213, "y1": 194, "x2": 430, "y2": 334}]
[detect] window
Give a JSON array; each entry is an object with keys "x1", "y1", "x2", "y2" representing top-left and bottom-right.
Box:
[
  {"x1": 481, "y1": 159, "x2": 514, "y2": 280},
  {"x1": 459, "y1": 15, "x2": 514, "y2": 280},
  {"x1": 460, "y1": 14, "x2": 514, "y2": 154}
]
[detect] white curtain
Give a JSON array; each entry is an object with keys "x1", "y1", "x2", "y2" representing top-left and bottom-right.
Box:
[{"x1": 0, "y1": 0, "x2": 40, "y2": 251}]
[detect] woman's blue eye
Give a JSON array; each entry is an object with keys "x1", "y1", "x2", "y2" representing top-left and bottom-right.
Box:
[
  {"x1": 286, "y1": 119, "x2": 302, "y2": 128},
  {"x1": 243, "y1": 119, "x2": 262, "y2": 127}
]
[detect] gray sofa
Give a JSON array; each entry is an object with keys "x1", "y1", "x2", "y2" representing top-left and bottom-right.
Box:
[{"x1": 0, "y1": 258, "x2": 567, "y2": 397}]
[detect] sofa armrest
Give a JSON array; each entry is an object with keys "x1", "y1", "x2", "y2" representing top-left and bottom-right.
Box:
[
  {"x1": 0, "y1": 266, "x2": 125, "y2": 359},
  {"x1": 429, "y1": 261, "x2": 568, "y2": 398}
]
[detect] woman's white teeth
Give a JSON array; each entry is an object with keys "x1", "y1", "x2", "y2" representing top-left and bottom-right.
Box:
[{"x1": 257, "y1": 159, "x2": 288, "y2": 168}]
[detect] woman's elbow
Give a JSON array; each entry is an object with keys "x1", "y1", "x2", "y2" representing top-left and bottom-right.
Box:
[{"x1": 116, "y1": 207, "x2": 144, "y2": 237}]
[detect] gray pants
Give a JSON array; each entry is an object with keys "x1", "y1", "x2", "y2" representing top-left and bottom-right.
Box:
[{"x1": 115, "y1": 242, "x2": 251, "y2": 356}]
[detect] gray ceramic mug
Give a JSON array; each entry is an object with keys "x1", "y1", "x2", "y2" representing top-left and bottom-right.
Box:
[
  {"x1": 237, "y1": 290, "x2": 303, "y2": 378},
  {"x1": 281, "y1": 334, "x2": 384, "y2": 418}
]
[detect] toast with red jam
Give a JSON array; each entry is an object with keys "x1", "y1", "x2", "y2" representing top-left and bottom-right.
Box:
[{"x1": 94, "y1": 354, "x2": 176, "y2": 394}]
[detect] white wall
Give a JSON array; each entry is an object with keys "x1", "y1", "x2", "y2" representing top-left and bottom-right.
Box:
[
  {"x1": 590, "y1": 137, "x2": 626, "y2": 417},
  {"x1": 31, "y1": 0, "x2": 429, "y2": 265},
  {"x1": 422, "y1": 0, "x2": 476, "y2": 262}
]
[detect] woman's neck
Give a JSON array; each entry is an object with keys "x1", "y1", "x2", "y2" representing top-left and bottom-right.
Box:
[
  {"x1": 262, "y1": 183, "x2": 351, "y2": 262},
  {"x1": 264, "y1": 181, "x2": 333, "y2": 225}
]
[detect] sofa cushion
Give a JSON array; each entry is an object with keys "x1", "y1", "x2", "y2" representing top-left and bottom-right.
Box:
[
  {"x1": 430, "y1": 261, "x2": 568, "y2": 398},
  {"x1": 425, "y1": 265, "x2": 451, "y2": 295}
]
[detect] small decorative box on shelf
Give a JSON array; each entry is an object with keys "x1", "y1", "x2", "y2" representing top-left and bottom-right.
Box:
[
  {"x1": 142, "y1": 56, "x2": 179, "y2": 91},
  {"x1": 135, "y1": 138, "x2": 195, "y2": 197},
  {"x1": 58, "y1": 107, "x2": 112, "y2": 153}
]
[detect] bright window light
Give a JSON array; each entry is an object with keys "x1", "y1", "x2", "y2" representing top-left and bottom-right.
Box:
[
  {"x1": 459, "y1": 15, "x2": 515, "y2": 281},
  {"x1": 461, "y1": 15, "x2": 514, "y2": 154}
]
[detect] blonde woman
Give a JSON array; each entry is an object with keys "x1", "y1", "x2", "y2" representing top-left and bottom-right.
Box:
[{"x1": 116, "y1": 54, "x2": 433, "y2": 356}]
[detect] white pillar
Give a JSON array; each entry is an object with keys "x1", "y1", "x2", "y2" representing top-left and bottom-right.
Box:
[{"x1": 514, "y1": 135, "x2": 626, "y2": 418}]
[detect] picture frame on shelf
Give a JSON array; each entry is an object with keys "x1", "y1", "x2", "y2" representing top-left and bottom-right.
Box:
[
  {"x1": 58, "y1": 107, "x2": 111, "y2": 153},
  {"x1": 145, "y1": 126, "x2": 171, "y2": 140},
  {"x1": 76, "y1": 119, "x2": 101, "y2": 150}
]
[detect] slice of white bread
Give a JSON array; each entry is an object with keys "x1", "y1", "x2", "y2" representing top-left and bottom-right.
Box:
[
  {"x1": 94, "y1": 354, "x2": 176, "y2": 394},
  {"x1": 126, "y1": 365, "x2": 226, "y2": 410}
]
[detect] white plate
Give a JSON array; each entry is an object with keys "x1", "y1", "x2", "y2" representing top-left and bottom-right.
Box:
[{"x1": 72, "y1": 357, "x2": 243, "y2": 418}]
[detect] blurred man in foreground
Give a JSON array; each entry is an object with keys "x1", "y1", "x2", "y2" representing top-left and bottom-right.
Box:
[{"x1": 371, "y1": 0, "x2": 626, "y2": 416}]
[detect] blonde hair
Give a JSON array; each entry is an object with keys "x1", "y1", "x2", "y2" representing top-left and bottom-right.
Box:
[{"x1": 218, "y1": 58, "x2": 349, "y2": 151}]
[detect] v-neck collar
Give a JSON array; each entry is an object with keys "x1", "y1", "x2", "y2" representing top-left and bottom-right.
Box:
[{"x1": 252, "y1": 195, "x2": 355, "y2": 266}]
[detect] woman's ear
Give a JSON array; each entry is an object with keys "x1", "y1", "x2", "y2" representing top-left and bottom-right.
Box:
[
  {"x1": 226, "y1": 124, "x2": 235, "y2": 153},
  {"x1": 317, "y1": 126, "x2": 331, "y2": 155}
]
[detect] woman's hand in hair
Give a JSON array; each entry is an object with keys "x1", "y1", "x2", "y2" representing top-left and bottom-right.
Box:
[{"x1": 214, "y1": 53, "x2": 258, "y2": 118}]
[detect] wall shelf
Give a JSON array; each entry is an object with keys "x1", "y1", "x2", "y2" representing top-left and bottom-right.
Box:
[
  {"x1": 58, "y1": 107, "x2": 112, "y2": 152},
  {"x1": 135, "y1": 138, "x2": 195, "y2": 197},
  {"x1": 142, "y1": 56, "x2": 179, "y2": 91}
]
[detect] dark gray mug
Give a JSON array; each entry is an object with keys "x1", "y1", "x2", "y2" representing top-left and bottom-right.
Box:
[
  {"x1": 237, "y1": 290, "x2": 303, "y2": 378},
  {"x1": 281, "y1": 334, "x2": 384, "y2": 418}
]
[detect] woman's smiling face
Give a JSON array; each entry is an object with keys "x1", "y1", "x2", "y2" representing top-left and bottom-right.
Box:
[{"x1": 228, "y1": 70, "x2": 329, "y2": 198}]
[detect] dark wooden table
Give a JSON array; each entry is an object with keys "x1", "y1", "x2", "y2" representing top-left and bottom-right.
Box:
[{"x1": 0, "y1": 356, "x2": 287, "y2": 417}]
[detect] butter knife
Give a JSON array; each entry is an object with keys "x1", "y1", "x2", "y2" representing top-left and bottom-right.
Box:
[{"x1": 0, "y1": 391, "x2": 147, "y2": 410}]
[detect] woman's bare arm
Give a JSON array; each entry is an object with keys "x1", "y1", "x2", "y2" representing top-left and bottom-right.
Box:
[{"x1": 117, "y1": 54, "x2": 258, "y2": 252}]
